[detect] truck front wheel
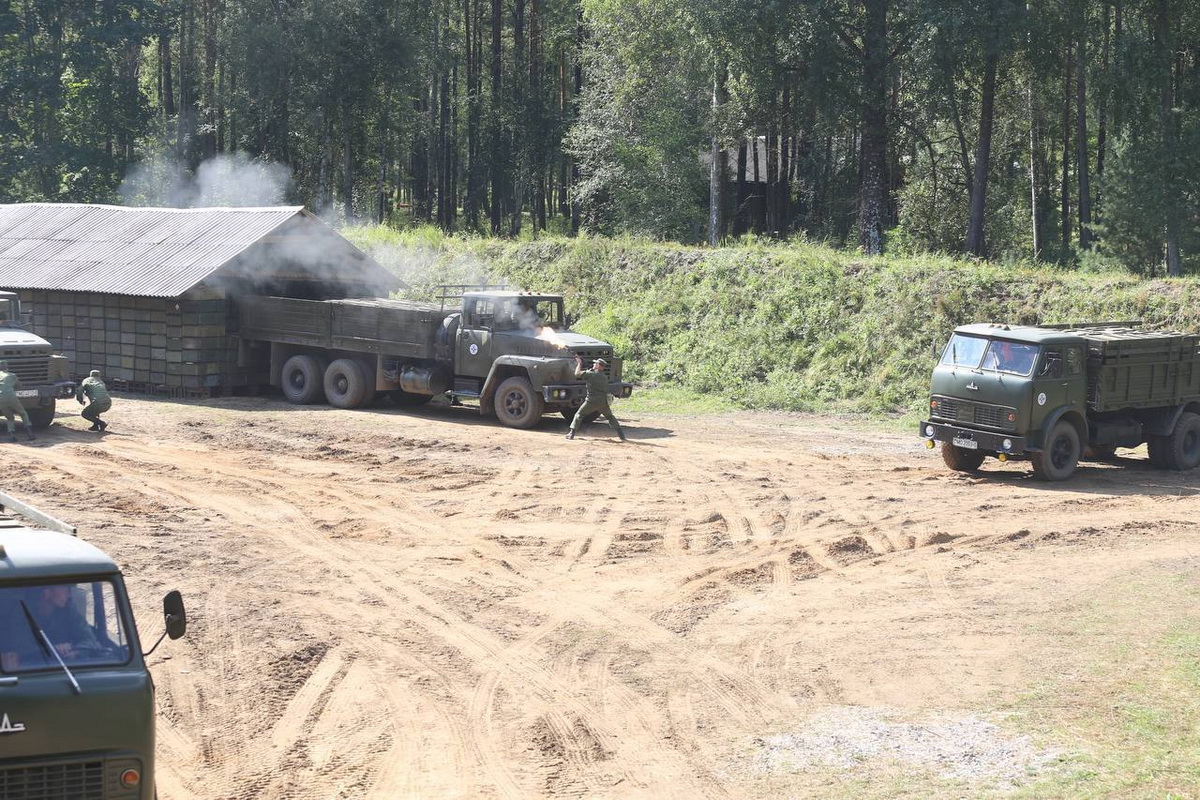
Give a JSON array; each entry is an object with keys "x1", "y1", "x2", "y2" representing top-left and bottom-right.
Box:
[
  {"x1": 940, "y1": 441, "x2": 984, "y2": 472},
  {"x1": 1163, "y1": 411, "x2": 1200, "y2": 471},
  {"x1": 27, "y1": 400, "x2": 55, "y2": 430},
  {"x1": 1031, "y1": 421, "x2": 1080, "y2": 481},
  {"x1": 324, "y1": 358, "x2": 370, "y2": 409},
  {"x1": 281, "y1": 355, "x2": 327, "y2": 404},
  {"x1": 495, "y1": 376, "x2": 543, "y2": 429}
]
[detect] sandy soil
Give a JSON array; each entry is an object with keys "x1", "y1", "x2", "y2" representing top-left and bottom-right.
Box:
[{"x1": 8, "y1": 394, "x2": 1200, "y2": 798}]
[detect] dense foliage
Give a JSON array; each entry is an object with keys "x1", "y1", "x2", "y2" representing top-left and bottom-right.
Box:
[
  {"x1": 1, "y1": 0, "x2": 1197, "y2": 272},
  {"x1": 347, "y1": 226, "x2": 1200, "y2": 416}
]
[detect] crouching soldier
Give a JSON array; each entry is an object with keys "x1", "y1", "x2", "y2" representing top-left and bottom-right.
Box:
[
  {"x1": 0, "y1": 360, "x2": 34, "y2": 442},
  {"x1": 76, "y1": 369, "x2": 112, "y2": 432}
]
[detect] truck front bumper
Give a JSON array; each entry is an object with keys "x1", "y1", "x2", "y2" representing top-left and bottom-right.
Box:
[
  {"x1": 542, "y1": 382, "x2": 633, "y2": 403},
  {"x1": 919, "y1": 420, "x2": 1028, "y2": 455},
  {"x1": 16, "y1": 380, "x2": 75, "y2": 404}
]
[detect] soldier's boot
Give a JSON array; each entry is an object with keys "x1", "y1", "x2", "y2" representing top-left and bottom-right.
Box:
[
  {"x1": 25, "y1": 424, "x2": 35, "y2": 441},
  {"x1": 618, "y1": 431, "x2": 627, "y2": 442},
  {"x1": 87, "y1": 423, "x2": 100, "y2": 432},
  {"x1": 565, "y1": 430, "x2": 575, "y2": 440},
  {"x1": 97, "y1": 420, "x2": 107, "y2": 432}
]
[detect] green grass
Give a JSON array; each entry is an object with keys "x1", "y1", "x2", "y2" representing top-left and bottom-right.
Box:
[{"x1": 1006, "y1": 570, "x2": 1200, "y2": 798}]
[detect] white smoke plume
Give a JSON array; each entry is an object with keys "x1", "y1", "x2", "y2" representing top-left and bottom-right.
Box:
[{"x1": 119, "y1": 152, "x2": 294, "y2": 208}]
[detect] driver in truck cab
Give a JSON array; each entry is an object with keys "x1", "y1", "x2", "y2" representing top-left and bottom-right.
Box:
[{"x1": 32, "y1": 584, "x2": 99, "y2": 659}]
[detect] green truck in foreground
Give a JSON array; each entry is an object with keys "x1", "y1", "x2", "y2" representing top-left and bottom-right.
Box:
[
  {"x1": 0, "y1": 491, "x2": 186, "y2": 799},
  {"x1": 920, "y1": 322, "x2": 1200, "y2": 480},
  {"x1": 236, "y1": 288, "x2": 633, "y2": 429},
  {"x1": 0, "y1": 291, "x2": 76, "y2": 429}
]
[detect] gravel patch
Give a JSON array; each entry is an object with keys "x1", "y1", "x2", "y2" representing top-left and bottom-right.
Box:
[{"x1": 740, "y1": 706, "x2": 1064, "y2": 786}]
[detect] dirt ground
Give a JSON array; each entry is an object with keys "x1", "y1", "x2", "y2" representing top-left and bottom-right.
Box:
[{"x1": 9, "y1": 394, "x2": 1200, "y2": 798}]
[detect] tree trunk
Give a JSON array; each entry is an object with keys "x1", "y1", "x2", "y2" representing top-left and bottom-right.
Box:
[
  {"x1": 734, "y1": 140, "x2": 747, "y2": 237},
  {"x1": 857, "y1": 0, "x2": 889, "y2": 255},
  {"x1": 1095, "y1": 1, "x2": 1110, "y2": 221},
  {"x1": 1154, "y1": 0, "x2": 1181, "y2": 276},
  {"x1": 490, "y1": 0, "x2": 503, "y2": 234},
  {"x1": 201, "y1": 0, "x2": 217, "y2": 160},
  {"x1": 708, "y1": 64, "x2": 727, "y2": 246},
  {"x1": 1060, "y1": 43, "x2": 1072, "y2": 254},
  {"x1": 965, "y1": 51, "x2": 997, "y2": 256},
  {"x1": 1076, "y1": 34, "x2": 1092, "y2": 250}
]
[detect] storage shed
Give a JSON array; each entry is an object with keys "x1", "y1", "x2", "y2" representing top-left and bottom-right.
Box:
[{"x1": 0, "y1": 203, "x2": 401, "y2": 395}]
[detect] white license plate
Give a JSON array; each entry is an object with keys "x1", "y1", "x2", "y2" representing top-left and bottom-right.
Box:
[
  {"x1": 15, "y1": 389, "x2": 37, "y2": 398},
  {"x1": 951, "y1": 436, "x2": 978, "y2": 450}
]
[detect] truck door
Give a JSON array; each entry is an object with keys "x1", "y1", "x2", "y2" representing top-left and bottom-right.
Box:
[
  {"x1": 1032, "y1": 345, "x2": 1082, "y2": 419},
  {"x1": 458, "y1": 298, "x2": 494, "y2": 378}
]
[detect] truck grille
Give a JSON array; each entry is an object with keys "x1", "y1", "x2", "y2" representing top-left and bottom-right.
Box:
[
  {"x1": 0, "y1": 760, "x2": 104, "y2": 800},
  {"x1": 931, "y1": 396, "x2": 1016, "y2": 431},
  {"x1": 4, "y1": 356, "x2": 50, "y2": 384}
]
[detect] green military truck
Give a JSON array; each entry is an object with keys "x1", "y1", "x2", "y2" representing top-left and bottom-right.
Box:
[
  {"x1": 0, "y1": 490, "x2": 186, "y2": 800},
  {"x1": 919, "y1": 322, "x2": 1200, "y2": 481},
  {"x1": 0, "y1": 291, "x2": 76, "y2": 429},
  {"x1": 235, "y1": 287, "x2": 633, "y2": 429}
]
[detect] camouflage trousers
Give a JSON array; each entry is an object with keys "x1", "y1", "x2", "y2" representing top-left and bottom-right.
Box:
[
  {"x1": 81, "y1": 398, "x2": 111, "y2": 424},
  {"x1": 570, "y1": 400, "x2": 623, "y2": 435},
  {"x1": 0, "y1": 397, "x2": 30, "y2": 432}
]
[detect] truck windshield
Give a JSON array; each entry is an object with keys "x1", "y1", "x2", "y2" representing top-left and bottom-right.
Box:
[
  {"x1": 494, "y1": 298, "x2": 565, "y2": 331},
  {"x1": 0, "y1": 580, "x2": 131, "y2": 673},
  {"x1": 940, "y1": 334, "x2": 988, "y2": 368},
  {"x1": 982, "y1": 340, "x2": 1039, "y2": 376}
]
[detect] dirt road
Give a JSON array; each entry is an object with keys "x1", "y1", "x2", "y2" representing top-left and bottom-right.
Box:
[{"x1": 10, "y1": 395, "x2": 1200, "y2": 797}]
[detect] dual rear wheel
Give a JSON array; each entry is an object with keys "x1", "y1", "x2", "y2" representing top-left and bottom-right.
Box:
[{"x1": 281, "y1": 354, "x2": 378, "y2": 409}]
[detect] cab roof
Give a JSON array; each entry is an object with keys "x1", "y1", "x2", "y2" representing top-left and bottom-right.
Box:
[
  {"x1": 462, "y1": 291, "x2": 561, "y2": 300},
  {"x1": 0, "y1": 527, "x2": 119, "y2": 581},
  {"x1": 953, "y1": 323, "x2": 1087, "y2": 346}
]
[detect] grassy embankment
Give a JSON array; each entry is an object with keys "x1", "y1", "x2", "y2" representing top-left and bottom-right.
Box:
[{"x1": 346, "y1": 225, "x2": 1200, "y2": 429}]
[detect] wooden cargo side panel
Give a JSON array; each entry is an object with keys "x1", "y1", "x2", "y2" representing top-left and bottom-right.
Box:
[
  {"x1": 329, "y1": 300, "x2": 440, "y2": 360},
  {"x1": 1087, "y1": 332, "x2": 1200, "y2": 412},
  {"x1": 238, "y1": 296, "x2": 333, "y2": 348}
]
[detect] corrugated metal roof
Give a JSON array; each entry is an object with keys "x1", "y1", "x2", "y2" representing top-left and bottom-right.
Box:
[{"x1": 0, "y1": 203, "x2": 392, "y2": 298}]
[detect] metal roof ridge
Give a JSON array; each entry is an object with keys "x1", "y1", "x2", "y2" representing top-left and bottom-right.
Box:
[{"x1": 0, "y1": 203, "x2": 305, "y2": 214}]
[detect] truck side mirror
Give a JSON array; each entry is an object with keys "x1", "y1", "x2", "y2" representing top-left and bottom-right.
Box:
[
  {"x1": 565, "y1": 314, "x2": 576, "y2": 329},
  {"x1": 163, "y1": 590, "x2": 186, "y2": 640}
]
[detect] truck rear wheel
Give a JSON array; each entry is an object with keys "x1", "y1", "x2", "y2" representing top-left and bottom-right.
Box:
[
  {"x1": 324, "y1": 358, "x2": 370, "y2": 409},
  {"x1": 27, "y1": 400, "x2": 55, "y2": 430},
  {"x1": 281, "y1": 355, "x2": 327, "y2": 404},
  {"x1": 1162, "y1": 411, "x2": 1200, "y2": 471},
  {"x1": 940, "y1": 441, "x2": 984, "y2": 472},
  {"x1": 1031, "y1": 420, "x2": 1080, "y2": 481},
  {"x1": 495, "y1": 376, "x2": 543, "y2": 429}
]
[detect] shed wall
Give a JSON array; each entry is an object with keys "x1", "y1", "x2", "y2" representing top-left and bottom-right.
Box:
[{"x1": 19, "y1": 288, "x2": 251, "y2": 395}]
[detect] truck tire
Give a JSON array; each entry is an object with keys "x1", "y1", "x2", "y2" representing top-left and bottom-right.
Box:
[
  {"x1": 495, "y1": 376, "x2": 543, "y2": 429},
  {"x1": 1031, "y1": 420, "x2": 1080, "y2": 481},
  {"x1": 324, "y1": 358, "x2": 369, "y2": 409},
  {"x1": 27, "y1": 400, "x2": 55, "y2": 430},
  {"x1": 1162, "y1": 411, "x2": 1200, "y2": 471},
  {"x1": 281, "y1": 355, "x2": 327, "y2": 404},
  {"x1": 940, "y1": 441, "x2": 984, "y2": 472}
]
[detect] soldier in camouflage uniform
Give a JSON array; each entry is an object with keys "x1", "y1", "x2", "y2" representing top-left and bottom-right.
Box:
[
  {"x1": 566, "y1": 355, "x2": 626, "y2": 442},
  {"x1": 76, "y1": 369, "x2": 112, "y2": 432},
  {"x1": 0, "y1": 361, "x2": 35, "y2": 442}
]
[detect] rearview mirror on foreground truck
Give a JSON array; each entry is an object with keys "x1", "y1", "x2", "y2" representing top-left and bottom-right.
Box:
[{"x1": 144, "y1": 589, "x2": 187, "y2": 656}]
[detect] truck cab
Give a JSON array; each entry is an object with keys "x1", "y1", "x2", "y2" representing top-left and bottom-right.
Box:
[
  {"x1": 0, "y1": 495, "x2": 185, "y2": 799},
  {"x1": 0, "y1": 291, "x2": 76, "y2": 429}
]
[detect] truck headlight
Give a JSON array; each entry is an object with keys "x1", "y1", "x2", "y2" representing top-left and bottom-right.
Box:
[
  {"x1": 1002, "y1": 438, "x2": 1012, "y2": 451},
  {"x1": 924, "y1": 425, "x2": 935, "y2": 437}
]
